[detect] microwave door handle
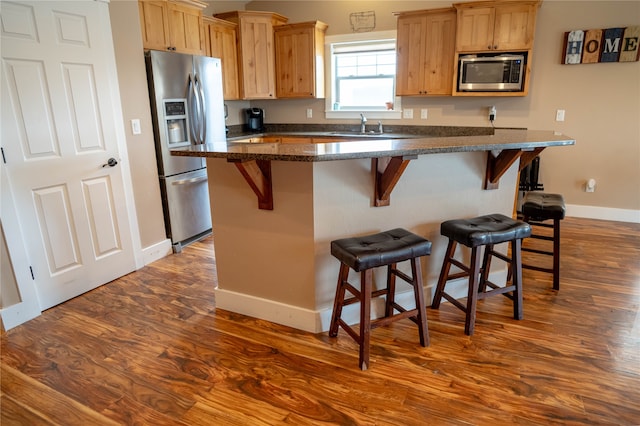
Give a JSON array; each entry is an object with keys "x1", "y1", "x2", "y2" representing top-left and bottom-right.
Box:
[
  {"x1": 195, "y1": 74, "x2": 206, "y2": 144},
  {"x1": 187, "y1": 74, "x2": 199, "y2": 144}
]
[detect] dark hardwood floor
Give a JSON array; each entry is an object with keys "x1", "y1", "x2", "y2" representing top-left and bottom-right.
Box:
[{"x1": 2, "y1": 217, "x2": 639, "y2": 425}]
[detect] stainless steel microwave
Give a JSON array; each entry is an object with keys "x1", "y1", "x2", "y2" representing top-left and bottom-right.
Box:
[{"x1": 458, "y1": 54, "x2": 525, "y2": 92}]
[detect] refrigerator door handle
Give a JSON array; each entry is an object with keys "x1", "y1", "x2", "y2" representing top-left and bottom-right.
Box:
[
  {"x1": 187, "y1": 73, "x2": 200, "y2": 144},
  {"x1": 195, "y1": 74, "x2": 206, "y2": 144},
  {"x1": 171, "y1": 175, "x2": 208, "y2": 185}
]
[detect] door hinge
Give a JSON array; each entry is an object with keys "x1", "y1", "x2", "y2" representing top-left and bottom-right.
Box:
[
  {"x1": 30, "y1": 266, "x2": 35, "y2": 280},
  {"x1": 1, "y1": 147, "x2": 6, "y2": 164}
]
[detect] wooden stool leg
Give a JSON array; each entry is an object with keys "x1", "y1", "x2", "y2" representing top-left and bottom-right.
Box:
[
  {"x1": 329, "y1": 263, "x2": 350, "y2": 337},
  {"x1": 385, "y1": 263, "x2": 397, "y2": 318},
  {"x1": 359, "y1": 269, "x2": 373, "y2": 371},
  {"x1": 478, "y1": 244, "x2": 494, "y2": 293},
  {"x1": 511, "y1": 238, "x2": 524, "y2": 320},
  {"x1": 465, "y1": 247, "x2": 482, "y2": 336},
  {"x1": 432, "y1": 239, "x2": 457, "y2": 309},
  {"x1": 411, "y1": 257, "x2": 429, "y2": 347},
  {"x1": 553, "y1": 218, "x2": 561, "y2": 290}
]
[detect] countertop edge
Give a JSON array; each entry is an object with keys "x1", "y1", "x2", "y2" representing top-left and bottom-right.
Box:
[{"x1": 171, "y1": 129, "x2": 576, "y2": 162}]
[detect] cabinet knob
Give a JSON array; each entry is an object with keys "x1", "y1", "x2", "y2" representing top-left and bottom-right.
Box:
[{"x1": 494, "y1": 45, "x2": 498, "y2": 49}]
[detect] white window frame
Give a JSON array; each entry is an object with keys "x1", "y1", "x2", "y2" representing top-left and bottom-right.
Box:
[{"x1": 325, "y1": 30, "x2": 402, "y2": 120}]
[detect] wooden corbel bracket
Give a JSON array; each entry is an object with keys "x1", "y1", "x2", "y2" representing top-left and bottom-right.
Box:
[
  {"x1": 372, "y1": 155, "x2": 417, "y2": 206},
  {"x1": 484, "y1": 147, "x2": 546, "y2": 189},
  {"x1": 229, "y1": 159, "x2": 273, "y2": 210}
]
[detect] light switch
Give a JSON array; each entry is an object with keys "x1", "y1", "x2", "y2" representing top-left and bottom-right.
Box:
[
  {"x1": 421, "y1": 109, "x2": 428, "y2": 119},
  {"x1": 556, "y1": 109, "x2": 565, "y2": 122},
  {"x1": 403, "y1": 109, "x2": 413, "y2": 119},
  {"x1": 131, "y1": 119, "x2": 141, "y2": 135}
]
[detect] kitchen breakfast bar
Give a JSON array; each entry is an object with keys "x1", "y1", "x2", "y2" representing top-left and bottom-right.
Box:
[{"x1": 172, "y1": 129, "x2": 575, "y2": 333}]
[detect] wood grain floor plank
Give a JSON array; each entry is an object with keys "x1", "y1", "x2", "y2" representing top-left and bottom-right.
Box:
[
  {"x1": 1, "y1": 217, "x2": 638, "y2": 425},
  {"x1": 1, "y1": 364, "x2": 119, "y2": 425}
]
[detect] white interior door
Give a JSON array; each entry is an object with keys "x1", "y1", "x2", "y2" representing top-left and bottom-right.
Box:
[{"x1": 1, "y1": 1, "x2": 138, "y2": 310}]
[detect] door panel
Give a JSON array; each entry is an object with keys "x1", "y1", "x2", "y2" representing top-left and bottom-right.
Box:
[
  {"x1": 83, "y1": 176, "x2": 122, "y2": 257},
  {"x1": 63, "y1": 64, "x2": 105, "y2": 152},
  {"x1": 1, "y1": 1, "x2": 137, "y2": 310},
  {"x1": 4, "y1": 59, "x2": 60, "y2": 158},
  {"x1": 32, "y1": 184, "x2": 80, "y2": 274}
]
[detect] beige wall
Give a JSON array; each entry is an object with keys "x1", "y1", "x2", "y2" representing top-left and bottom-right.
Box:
[
  {"x1": 109, "y1": 1, "x2": 167, "y2": 250},
  {"x1": 110, "y1": 0, "x2": 639, "y2": 253},
  {"x1": 242, "y1": 0, "x2": 640, "y2": 218}
]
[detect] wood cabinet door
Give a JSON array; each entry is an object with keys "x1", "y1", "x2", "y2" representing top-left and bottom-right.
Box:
[
  {"x1": 396, "y1": 9, "x2": 455, "y2": 96},
  {"x1": 493, "y1": 3, "x2": 537, "y2": 51},
  {"x1": 139, "y1": 0, "x2": 171, "y2": 51},
  {"x1": 238, "y1": 15, "x2": 277, "y2": 99},
  {"x1": 456, "y1": 6, "x2": 495, "y2": 52},
  {"x1": 423, "y1": 10, "x2": 456, "y2": 95},
  {"x1": 275, "y1": 26, "x2": 315, "y2": 98},
  {"x1": 395, "y1": 14, "x2": 427, "y2": 95},
  {"x1": 205, "y1": 18, "x2": 240, "y2": 100},
  {"x1": 168, "y1": 2, "x2": 203, "y2": 55}
]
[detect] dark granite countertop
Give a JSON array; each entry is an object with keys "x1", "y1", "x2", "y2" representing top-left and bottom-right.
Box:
[
  {"x1": 172, "y1": 128, "x2": 575, "y2": 162},
  {"x1": 225, "y1": 123, "x2": 495, "y2": 140}
]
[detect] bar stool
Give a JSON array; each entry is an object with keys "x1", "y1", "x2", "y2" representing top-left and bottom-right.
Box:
[
  {"x1": 521, "y1": 192, "x2": 566, "y2": 290},
  {"x1": 431, "y1": 214, "x2": 531, "y2": 336},
  {"x1": 329, "y1": 228, "x2": 431, "y2": 370}
]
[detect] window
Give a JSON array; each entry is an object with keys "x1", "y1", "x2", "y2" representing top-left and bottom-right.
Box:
[{"x1": 325, "y1": 31, "x2": 401, "y2": 120}]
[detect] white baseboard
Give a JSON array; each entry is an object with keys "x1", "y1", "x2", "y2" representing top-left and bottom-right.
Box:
[
  {"x1": 215, "y1": 270, "x2": 508, "y2": 334},
  {"x1": 1, "y1": 300, "x2": 40, "y2": 331},
  {"x1": 215, "y1": 289, "x2": 321, "y2": 333},
  {"x1": 567, "y1": 204, "x2": 640, "y2": 223},
  {"x1": 141, "y1": 238, "x2": 173, "y2": 266}
]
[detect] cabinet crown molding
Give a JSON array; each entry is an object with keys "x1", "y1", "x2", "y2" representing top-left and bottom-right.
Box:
[
  {"x1": 169, "y1": 0, "x2": 207, "y2": 10},
  {"x1": 453, "y1": 0, "x2": 541, "y2": 10},
  {"x1": 393, "y1": 7, "x2": 455, "y2": 17}
]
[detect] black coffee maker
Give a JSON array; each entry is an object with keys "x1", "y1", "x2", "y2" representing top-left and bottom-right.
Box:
[{"x1": 245, "y1": 108, "x2": 265, "y2": 132}]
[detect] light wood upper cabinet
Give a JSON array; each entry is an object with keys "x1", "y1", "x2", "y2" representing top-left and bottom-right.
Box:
[
  {"x1": 215, "y1": 11, "x2": 288, "y2": 100},
  {"x1": 203, "y1": 16, "x2": 240, "y2": 100},
  {"x1": 454, "y1": 1, "x2": 540, "y2": 52},
  {"x1": 395, "y1": 8, "x2": 456, "y2": 96},
  {"x1": 139, "y1": 0, "x2": 206, "y2": 55},
  {"x1": 139, "y1": 1, "x2": 171, "y2": 51},
  {"x1": 274, "y1": 21, "x2": 328, "y2": 99}
]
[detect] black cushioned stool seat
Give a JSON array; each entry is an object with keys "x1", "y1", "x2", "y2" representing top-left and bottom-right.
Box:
[
  {"x1": 329, "y1": 228, "x2": 431, "y2": 370},
  {"x1": 521, "y1": 192, "x2": 566, "y2": 290},
  {"x1": 432, "y1": 214, "x2": 531, "y2": 335}
]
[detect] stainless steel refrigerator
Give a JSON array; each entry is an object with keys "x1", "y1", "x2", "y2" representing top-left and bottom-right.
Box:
[{"x1": 145, "y1": 50, "x2": 225, "y2": 252}]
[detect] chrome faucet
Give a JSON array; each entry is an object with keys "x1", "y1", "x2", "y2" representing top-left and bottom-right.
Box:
[
  {"x1": 360, "y1": 113, "x2": 367, "y2": 133},
  {"x1": 377, "y1": 121, "x2": 383, "y2": 134}
]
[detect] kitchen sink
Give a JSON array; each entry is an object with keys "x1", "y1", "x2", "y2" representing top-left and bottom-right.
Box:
[
  {"x1": 328, "y1": 131, "x2": 390, "y2": 137},
  {"x1": 326, "y1": 131, "x2": 417, "y2": 139}
]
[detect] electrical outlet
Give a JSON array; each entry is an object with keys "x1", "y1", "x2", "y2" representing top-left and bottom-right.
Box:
[
  {"x1": 403, "y1": 109, "x2": 413, "y2": 119},
  {"x1": 306, "y1": 108, "x2": 313, "y2": 118},
  {"x1": 556, "y1": 109, "x2": 565, "y2": 122},
  {"x1": 421, "y1": 109, "x2": 428, "y2": 119}
]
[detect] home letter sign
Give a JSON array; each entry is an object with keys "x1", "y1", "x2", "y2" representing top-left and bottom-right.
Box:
[{"x1": 562, "y1": 26, "x2": 640, "y2": 64}]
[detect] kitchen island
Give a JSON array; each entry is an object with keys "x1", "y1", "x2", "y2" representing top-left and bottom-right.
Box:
[{"x1": 173, "y1": 128, "x2": 574, "y2": 333}]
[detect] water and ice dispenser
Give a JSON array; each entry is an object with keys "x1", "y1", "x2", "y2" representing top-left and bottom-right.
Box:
[{"x1": 163, "y1": 99, "x2": 188, "y2": 145}]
